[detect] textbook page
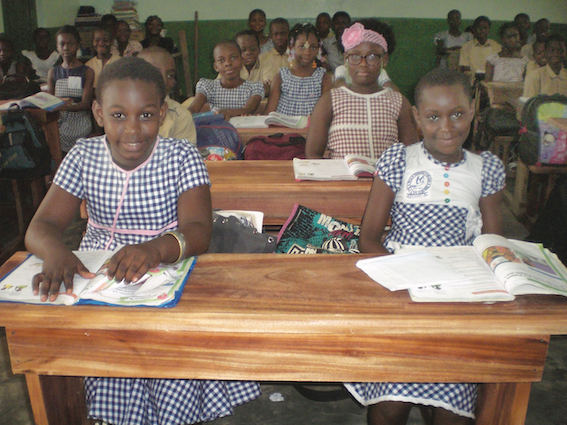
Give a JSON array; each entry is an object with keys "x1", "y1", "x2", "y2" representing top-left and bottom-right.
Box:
[
  {"x1": 293, "y1": 158, "x2": 357, "y2": 181},
  {"x1": 407, "y1": 246, "x2": 514, "y2": 302},
  {"x1": 344, "y1": 154, "x2": 376, "y2": 177},
  {"x1": 473, "y1": 235, "x2": 567, "y2": 296}
]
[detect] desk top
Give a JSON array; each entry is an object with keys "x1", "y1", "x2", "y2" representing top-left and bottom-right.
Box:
[
  {"x1": 1, "y1": 251, "x2": 565, "y2": 382},
  {"x1": 207, "y1": 161, "x2": 372, "y2": 225}
]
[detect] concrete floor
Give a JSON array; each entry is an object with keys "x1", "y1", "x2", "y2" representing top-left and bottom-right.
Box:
[{"x1": 1, "y1": 205, "x2": 566, "y2": 425}]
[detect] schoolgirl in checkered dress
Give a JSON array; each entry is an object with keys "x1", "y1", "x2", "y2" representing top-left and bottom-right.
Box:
[
  {"x1": 47, "y1": 26, "x2": 94, "y2": 153},
  {"x1": 305, "y1": 20, "x2": 418, "y2": 159},
  {"x1": 195, "y1": 78, "x2": 264, "y2": 113},
  {"x1": 356, "y1": 68, "x2": 506, "y2": 423},
  {"x1": 264, "y1": 23, "x2": 333, "y2": 117},
  {"x1": 27, "y1": 56, "x2": 261, "y2": 425}
]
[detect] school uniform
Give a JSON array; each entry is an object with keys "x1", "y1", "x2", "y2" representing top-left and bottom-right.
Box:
[
  {"x1": 523, "y1": 64, "x2": 567, "y2": 98},
  {"x1": 459, "y1": 39, "x2": 501, "y2": 73},
  {"x1": 85, "y1": 54, "x2": 121, "y2": 87},
  {"x1": 322, "y1": 37, "x2": 343, "y2": 71},
  {"x1": 258, "y1": 47, "x2": 290, "y2": 83},
  {"x1": 160, "y1": 96, "x2": 197, "y2": 144}
]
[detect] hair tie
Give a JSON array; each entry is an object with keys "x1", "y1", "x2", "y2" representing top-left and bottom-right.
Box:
[{"x1": 342, "y1": 22, "x2": 388, "y2": 53}]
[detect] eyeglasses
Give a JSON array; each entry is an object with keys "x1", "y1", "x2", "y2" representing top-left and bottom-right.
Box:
[{"x1": 346, "y1": 53, "x2": 384, "y2": 66}]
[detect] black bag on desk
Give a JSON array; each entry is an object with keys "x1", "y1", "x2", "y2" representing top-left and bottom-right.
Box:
[
  {"x1": 518, "y1": 94, "x2": 567, "y2": 165},
  {"x1": 0, "y1": 106, "x2": 51, "y2": 178}
]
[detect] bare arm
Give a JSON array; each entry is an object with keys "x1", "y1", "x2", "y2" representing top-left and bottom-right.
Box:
[
  {"x1": 25, "y1": 184, "x2": 95, "y2": 302},
  {"x1": 263, "y1": 71, "x2": 282, "y2": 114},
  {"x1": 479, "y1": 190, "x2": 504, "y2": 235},
  {"x1": 397, "y1": 95, "x2": 419, "y2": 146},
  {"x1": 321, "y1": 72, "x2": 333, "y2": 95},
  {"x1": 305, "y1": 91, "x2": 333, "y2": 158},
  {"x1": 217, "y1": 94, "x2": 262, "y2": 119},
  {"x1": 358, "y1": 176, "x2": 395, "y2": 254},
  {"x1": 188, "y1": 92, "x2": 208, "y2": 114}
]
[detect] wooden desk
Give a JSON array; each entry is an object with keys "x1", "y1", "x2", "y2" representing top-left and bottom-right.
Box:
[
  {"x1": 207, "y1": 161, "x2": 372, "y2": 225},
  {"x1": 1, "y1": 252, "x2": 567, "y2": 424},
  {"x1": 237, "y1": 126, "x2": 309, "y2": 144}
]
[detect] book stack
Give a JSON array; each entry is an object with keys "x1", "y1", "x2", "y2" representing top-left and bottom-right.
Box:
[
  {"x1": 112, "y1": 0, "x2": 141, "y2": 31},
  {"x1": 74, "y1": 6, "x2": 101, "y2": 30}
]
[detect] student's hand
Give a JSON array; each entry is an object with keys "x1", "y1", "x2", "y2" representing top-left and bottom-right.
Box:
[
  {"x1": 32, "y1": 251, "x2": 95, "y2": 302},
  {"x1": 106, "y1": 243, "x2": 162, "y2": 284}
]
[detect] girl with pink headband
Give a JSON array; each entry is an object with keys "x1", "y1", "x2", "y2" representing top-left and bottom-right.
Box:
[{"x1": 306, "y1": 19, "x2": 418, "y2": 159}]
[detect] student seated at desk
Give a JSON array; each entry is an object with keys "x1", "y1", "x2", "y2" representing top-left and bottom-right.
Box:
[
  {"x1": 434, "y1": 9, "x2": 473, "y2": 69},
  {"x1": 459, "y1": 16, "x2": 501, "y2": 75},
  {"x1": 526, "y1": 40, "x2": 547, "y2": 74},
  {"x1": 485, "y1": 22, "x2": 528, "y2": 83},
  {"x1": 264, "y1": 23, "x2": 332, "y2": 117},
  {"x1": 305, "y1": 20, "x2": 418, "y2": 159},
  {"x1": 139, "y1": 46, "x2": 197, "y2": 143},
  {"x1": 189, "y1": 40, "x2": 264, "y2": 119},
  {"x1": 354, "y1": 67, "x2": 505, "y2": 425},
  {"x1": 258, "y1": 18, "x2": 291, "y2": 82},
  {"x1": 21, "y1": 28, "x2": 60, "y2": 84},
  {"x1": 85, "y1": 27, "x2": 121, "y2": 90},
  {"x1": 524, "y1": 34, "x2": 567, "y2": 98},
  {"x1": 25, "y1": 56, "x2": 260, "y2": 425}
]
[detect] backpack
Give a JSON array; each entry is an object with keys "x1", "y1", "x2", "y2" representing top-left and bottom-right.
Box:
[
  {"x1": 243, "y1": 133, "x2": 306, "y2": 160},
  {"x1": 0, "y1": 106, "x2": 52, "y2": 178},
  {"x1": 193, "y1": 114, "x2": 243, "y2": 160},
  {"x1": 518, "y1": 94, "x2": 567, "y2": 165}
]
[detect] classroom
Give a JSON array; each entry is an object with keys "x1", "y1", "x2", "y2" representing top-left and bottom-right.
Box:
[{"x1": 1, "y1": 0, "x2": 567, "y2": 424}]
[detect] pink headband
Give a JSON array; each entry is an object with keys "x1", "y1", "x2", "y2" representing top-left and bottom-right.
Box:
[{"x1": 341, "y1": 22, "x2": 388, "y2": 53}]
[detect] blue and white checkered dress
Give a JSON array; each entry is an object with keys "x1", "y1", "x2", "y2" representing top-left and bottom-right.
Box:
[
  {"x1": 276, "y1": 67, "x2": 326, "y2": 116},
  {"x1": 345, "y1": 142, "x2": 506, "y2": 419},
  {"x1": 195, "y1": 78, "x2": 264, "y2": 113},
  {"x1": 53, "y1": 136, "x2": 261, "y2": 424}
]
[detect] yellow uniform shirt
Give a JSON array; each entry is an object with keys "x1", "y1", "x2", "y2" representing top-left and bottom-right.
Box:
[
  {"x1": 459, "y1": 39, "x2": 501, "y2": 73},
  {"x1": 523, "y1": 64, "x2": 567, "y2": 98},
  {"x1": 159, "y1": 96, "x2": 197, "y2": 144},
  {"x1": 258, "y1": 48, "x2": 290, "y2": 82},
  {"x1": 85, "y1": 54, "x2": 121, "y2": 88}
]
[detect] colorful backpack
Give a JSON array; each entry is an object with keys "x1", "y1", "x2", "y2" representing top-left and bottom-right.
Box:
[
  {"x1": 518, "y1": 94, "x2": 567, "y2": 165},
  {"x1": 193, "y1": 114, "x2": 243, "y2": 161}
]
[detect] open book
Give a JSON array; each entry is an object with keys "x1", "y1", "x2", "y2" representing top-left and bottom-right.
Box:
[
  {"x1": 357, "y1": 234, "x2": 567, "y2": 302},
  {"x1": 293, "y1": 156, "x2": 376, "y2": 181},
  {"x1": 229, "y1": 112, "x2": 309, "y2": 129},
  {"x1": 0, "y1": 250, "x2": 196, "y2": 307},
  {"x1": 0, "y1": 92, "x2": 65, "y2": 112}
]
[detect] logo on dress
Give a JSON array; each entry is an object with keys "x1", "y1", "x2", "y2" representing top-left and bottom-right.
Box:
[{"x1": 406, "y1": 171, "x2": 432, "y2": 198}]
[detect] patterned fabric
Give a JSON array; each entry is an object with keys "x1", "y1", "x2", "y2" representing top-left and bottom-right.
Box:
[
  {"x1": 52, "y1": 65, "x2": 92, "y2": 152},
  {"x1": 322, "y1": 37, "x2": 343, "y2": 71},
  {"x1": 111, "y1": 39, "x2": 143, "y2": 57},
  {"x1": 276, "y1": 67, "x2": 326, "y2": 116},
  {"x1": 486, "y1": 54, "x2": 529, "y2": 82},
  {"x1": 195, "y1": 78, "x2": 264, "y2": 112},
  {"x1": 53, "y1": 136, "x2": 210, "y2": 251},
  {"x1": 327, "y1": 86, "x2": 402, "y2": 159},
  {"x1": 0, "y1": 60, "x2": 17, "y2": 80},
  {"x1": 345, "y1": 142, "x2": 505, "y2": 418},
  {"x1": 260, "y1": 38, "x2": 274, "y2": 54},
  {"x1": 84, "y1": 378, "x2": 261, "y2": 425},
  {"x1": 54, "y1": 135, "x2": 260, "y2": 424}
]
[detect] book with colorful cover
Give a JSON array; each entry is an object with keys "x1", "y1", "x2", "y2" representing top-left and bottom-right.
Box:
[
  {"x1": 0, "y1": 92, "x2": 65, "y2": 112},
  {"x1": 0, "y1": 250, "x2": 196, "y2": 307}
]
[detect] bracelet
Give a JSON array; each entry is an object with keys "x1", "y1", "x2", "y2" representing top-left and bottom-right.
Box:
[{"x1": 164, "y1": 230, "x2": 187, "y2": 263}]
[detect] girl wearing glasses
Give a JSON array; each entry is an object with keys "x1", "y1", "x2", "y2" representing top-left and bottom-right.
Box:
[
  {"x1": 305, "y1": 20, "x2": 418, "y2": 159},
  {"x1": 264, "y1": 23, "x2": 333, "y2": 116}
]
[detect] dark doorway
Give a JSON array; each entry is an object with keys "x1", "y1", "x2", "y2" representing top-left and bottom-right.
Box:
[{"x1": 2, "y1": 0, "x2": 37, "y2": 51}]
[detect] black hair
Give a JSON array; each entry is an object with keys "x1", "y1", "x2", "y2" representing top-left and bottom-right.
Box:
[
  {"x1": 213, "y1": 39, "x2": 242, "y2": 56},
  {"x1": 499, "y1": 22, "x2": 519, "y2": 39},
  {"x1": 145, "y1": 15, "x2": 164, "y2": 30},
  {"x1": 93, "y1": 26, "x2": 113, "y2": 39},
  {"x1": 249, "y1": 9, "x2": 266, "y2": 20},
  {"x1": 100, "y1": 14, "x2": 118, "y2": 29},
  {"x1": 234, "y1": 30, "x2": 259, "y2": 46},
  {"x1": 96, "y1": 56, "x2": 166, "y2": 104},
  {"x1": 514, "y1": 13, "x2": 530, "y2": 22},
  {"x1": 473, "y1": 16, "x2": 491, "y2": 28},
  {"x1": 56, "y1": 25, "x2": 81, "y2": 43},
  {"x1": 317, "y1": 12, "x2": 331, "y2": 21},
  {"x1": 0, "y1": 36, "x2": 14, "y2": 49},
  {"x1": 534, "y1": 18, "x2": 550, "y2": 28},
  {"x1": 116, "y1": 20, "x2": 131, "y2": 30},
  {"x1": 270, "y1": 17, "x2": 289, "y2": 31},
  {"x1": 545, "y1": 34, "x2": 565, "y2": 50},
  {"x1": 355, "y1": 18, "x2": 397, "y2": 56},
  {"x1": 289, "y1": 23, "x2": 320, "y2": 47},
  {"x1": 332, "y1": 11, "x2": 350, "y2": 22},
  {"x1": 448, "y1": 9, "x2": 461, "y2": 19},
  {"x1": 414, "y1": 68, "x2": 473, "y2": 107},
  {"x1": 32, "y1": 27, "x2": 50, "y2": 40}
]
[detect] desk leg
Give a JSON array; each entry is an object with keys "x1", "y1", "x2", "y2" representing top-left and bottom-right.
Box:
[
  {"x1": 25, "y1": 374, "x2": 89, "y2": 425},
  {"x1": 476, "y1": 382, "x2": 531, "y2": 425},
  {"x1": 25, "y1": 373, "x2": 49, "y2": 425}
]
